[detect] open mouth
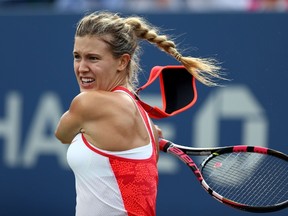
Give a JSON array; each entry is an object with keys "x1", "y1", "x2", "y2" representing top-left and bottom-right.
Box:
[{"x1": 80, "y1": 77, "x2": 95, "y2": 87}]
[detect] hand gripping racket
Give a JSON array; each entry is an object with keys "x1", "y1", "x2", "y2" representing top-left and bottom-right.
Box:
[{"x1": 159, "y1": 139, "x2": 288, "y2": 213}]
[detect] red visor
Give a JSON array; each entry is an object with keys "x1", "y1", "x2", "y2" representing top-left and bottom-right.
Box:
[{"x1": 136, "y1": 65, "x2": 198, "y2": 119}]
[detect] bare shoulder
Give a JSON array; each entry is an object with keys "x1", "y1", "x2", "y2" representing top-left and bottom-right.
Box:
[{"x1": 71, "y1": 90, "x2": 135, "y2": 119}]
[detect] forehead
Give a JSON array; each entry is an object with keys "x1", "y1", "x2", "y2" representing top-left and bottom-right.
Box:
[{"x1": 73, "y1": 35, "x2": 111, "y2": 53}]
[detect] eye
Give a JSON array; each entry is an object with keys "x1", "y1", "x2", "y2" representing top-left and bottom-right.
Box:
[
  {"x1": 73, "y1": 53, "x2": 81, "y2": 61},
  {"x1": 89, "y1": 56, "x2": 99, "y2": 61}
]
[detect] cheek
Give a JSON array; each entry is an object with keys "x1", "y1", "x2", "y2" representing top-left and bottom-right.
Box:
[{"x1": 73, "y1": 63, "x2": 79, "y2": 75}]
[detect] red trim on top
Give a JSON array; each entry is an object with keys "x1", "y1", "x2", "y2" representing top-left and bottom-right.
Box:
[
  {"x1": 136, "y1": 101, "x2": 157, "y2": 155},
  {"x1": 81, "y1": 133, "x2": 153, "y2": 161},
  {"x1": 111, "y1": 86, "x2": 136, "y2": 99},
  {"x1": 81, "y1": 133, "x2": 111, "y2": 157}
]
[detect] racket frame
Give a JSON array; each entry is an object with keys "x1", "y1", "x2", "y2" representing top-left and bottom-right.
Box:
[{"x1": 160, "y1": 139, "x2": 288, "y2": 213}]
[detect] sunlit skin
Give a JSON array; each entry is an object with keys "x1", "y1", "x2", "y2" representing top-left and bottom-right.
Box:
[{"x1": 73, "y1": 36, "x2": 130, "y2": 92}]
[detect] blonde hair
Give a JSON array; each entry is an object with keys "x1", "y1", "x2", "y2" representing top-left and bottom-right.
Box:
[{"x1": 75, "y1": 11, "x2": 226, "y2": 89}]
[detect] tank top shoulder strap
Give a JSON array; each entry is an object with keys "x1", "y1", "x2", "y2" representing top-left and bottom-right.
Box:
[{"x1": 112, "y1": 86, "x2": 136, "y2": 99}]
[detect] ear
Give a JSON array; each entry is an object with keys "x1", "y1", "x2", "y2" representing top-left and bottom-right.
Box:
[{"x1": 117, "y1": 54, "x2": 131, "y2": 71}]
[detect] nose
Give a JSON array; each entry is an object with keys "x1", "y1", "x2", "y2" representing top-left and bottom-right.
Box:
[{"x1": 78, "y1": 60, "x2": 89, "y2": 72}]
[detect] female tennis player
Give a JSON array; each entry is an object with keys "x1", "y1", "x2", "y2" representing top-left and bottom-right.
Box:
[{"x1": 54, "y1": 11, "x2": 222, "y2": 216}]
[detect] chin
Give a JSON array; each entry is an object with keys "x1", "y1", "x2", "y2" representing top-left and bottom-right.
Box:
[
  {"x1": 80, "y1": 88, "x2": 93, "y2": 92},
  {"x1": 79, "y1": 84, "x2": 96, "y2": 92}
]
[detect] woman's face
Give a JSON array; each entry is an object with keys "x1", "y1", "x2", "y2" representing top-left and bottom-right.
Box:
[{"x1": 73, "y1": 35, "x2": 128, "y2": 92}]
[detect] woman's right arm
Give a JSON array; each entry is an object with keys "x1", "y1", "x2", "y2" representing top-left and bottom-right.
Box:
[{"x1": 55, "y1": 94, "x2": 85, "y2": 144}]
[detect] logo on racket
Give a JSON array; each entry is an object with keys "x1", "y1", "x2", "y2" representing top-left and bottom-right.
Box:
[{"x1": 213, "y1": 162, "x2": 222, "y2": 168}]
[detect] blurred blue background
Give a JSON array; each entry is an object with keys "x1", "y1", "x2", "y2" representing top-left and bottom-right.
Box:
[{"x1": 0, "y1": 1, "x2": 288, "y2": 216}]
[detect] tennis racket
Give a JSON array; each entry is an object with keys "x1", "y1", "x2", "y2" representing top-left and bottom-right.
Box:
[{"x1": 159, "y1": 139, "x2": 288, "y2": 213}]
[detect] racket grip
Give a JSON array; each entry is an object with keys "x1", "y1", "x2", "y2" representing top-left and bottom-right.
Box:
[{"x1": 159, "y1": 138, "x2": 173, "y2": 152}]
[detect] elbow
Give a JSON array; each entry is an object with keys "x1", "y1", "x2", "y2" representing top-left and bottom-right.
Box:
[
  {"x1": 58, "y1": 139, "x2": 69, "y2": 144},
  {"x1": 55, "y1": 130, "x2": 70, "y2": 144}
]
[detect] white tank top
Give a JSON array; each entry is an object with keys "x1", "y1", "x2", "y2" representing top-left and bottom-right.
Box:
[{"x1": 67, "y1": 87, "x2": 158, "y2": 216}]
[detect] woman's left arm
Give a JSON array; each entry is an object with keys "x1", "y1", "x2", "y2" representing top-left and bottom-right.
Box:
[{"x1": 152, "y1": 124, "x2": 163, "y2": 162}]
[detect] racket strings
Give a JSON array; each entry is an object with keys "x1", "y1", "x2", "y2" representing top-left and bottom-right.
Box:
[
  {"x1": 238, "y1": 154, "x2": 286, "y2": 205},
  {"x1": 245, "y1": 155, "x2": 287, "y2": 206},
  {"x1": 208, "y1": 153, "x2": 261, "y2": 203},
  {"x1": 237, "y1": 154, "x2": 286, "y2": 206},
  {"x1": 202, "y1": 152, "x2": 288, "y2": 207},
  {"x1": 241, "y1": 155, "x2": 279, "y2": 205}
]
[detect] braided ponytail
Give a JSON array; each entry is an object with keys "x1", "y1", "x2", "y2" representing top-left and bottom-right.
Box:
[{"x1": 125, "y1": 16, "x2": 227, "y2": 86}]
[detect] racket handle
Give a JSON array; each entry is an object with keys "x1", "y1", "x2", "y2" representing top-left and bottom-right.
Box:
[{"x1": 159, "y1": 138, "x2": 173, "y2": 152}]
